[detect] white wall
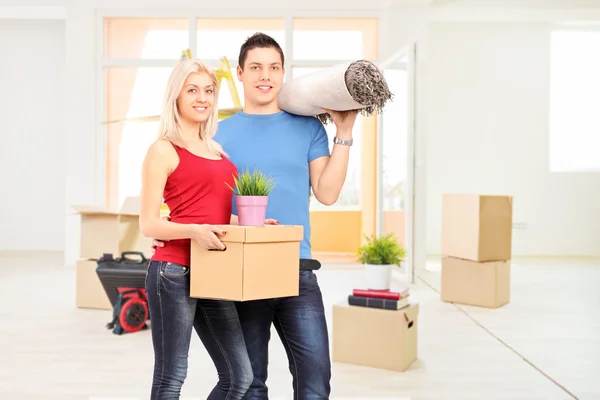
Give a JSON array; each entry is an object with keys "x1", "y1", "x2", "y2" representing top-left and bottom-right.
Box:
[
  {"x1": 425, "y1": 22, "x2": 600, "y2": 257},
  {"x1": 0, "y1": 18, "x2": 65, "y2": 251}
]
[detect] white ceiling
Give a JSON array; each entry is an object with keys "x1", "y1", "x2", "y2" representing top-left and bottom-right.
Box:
[{"x1": 391, "y1": 0, "x2": 600, "y2": 8}]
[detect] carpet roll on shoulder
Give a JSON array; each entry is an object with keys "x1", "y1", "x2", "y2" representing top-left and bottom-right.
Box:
[{"x1": 277, "y1": 60, "x2": 393, "y2": 124}]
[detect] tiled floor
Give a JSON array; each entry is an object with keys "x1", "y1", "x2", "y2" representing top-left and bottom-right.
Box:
[{"x1": 0, "y1": 252, "x2": 598, "y2": 400}]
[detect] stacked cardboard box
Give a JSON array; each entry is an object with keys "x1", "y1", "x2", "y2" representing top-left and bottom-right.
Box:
[
  {"x1": 332, "y1": 288, "x2": 418, "y2": 372},
  {"x1": 72, "y1": 196, "x2": 153, "y2": 310},
  {"x1": 440, "y1": 194, "x2": 513, "y2": 308}
]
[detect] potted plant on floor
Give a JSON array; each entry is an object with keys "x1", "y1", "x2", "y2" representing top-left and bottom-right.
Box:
[
  {"x1": 356, "y1": 233, "x2": 406, "y2": 290},
  {"x1": 226, "y1": 168, "x2": 276, "y2": 226}
]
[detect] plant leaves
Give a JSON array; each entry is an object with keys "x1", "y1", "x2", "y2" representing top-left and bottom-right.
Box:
[
  {"x1": 225, "y1": 168, "x2": 276, "y2": 197},
  {"x1": 356, "y1": 233, "x2": 406, "y2": 266}
]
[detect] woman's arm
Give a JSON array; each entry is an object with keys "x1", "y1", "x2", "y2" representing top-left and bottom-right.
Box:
[{"x1": 139, "y1": 140, "x2": 197, "y2": 240}]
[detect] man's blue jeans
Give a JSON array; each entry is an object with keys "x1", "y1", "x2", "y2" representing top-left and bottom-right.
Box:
[
  {"x1": 236, "y1": 269, "x2": 331, "y2": 400},
  {"x1": 146, "y1": 260, "x2": 253, "y2": 399}
]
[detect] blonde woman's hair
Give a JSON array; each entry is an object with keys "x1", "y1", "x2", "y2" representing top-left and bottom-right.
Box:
[{"x1": 158, "y1": 59, "x2": 225, "y2": 156}]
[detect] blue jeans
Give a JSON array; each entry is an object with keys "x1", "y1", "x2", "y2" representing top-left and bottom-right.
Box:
[
  {"x1": 145, "y1": 260, "x2": 253, "y2": 399},
  {"x1": 236, "y1": 269, "x2": 331, "y2": 400}
]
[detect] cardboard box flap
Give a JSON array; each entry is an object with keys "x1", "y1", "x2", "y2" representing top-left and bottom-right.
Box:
[
  {"x1": 441, "y1": 193, "x2": 512, "y2": 262},
  {"x1": 215, "y1": 225, "x2": 304, "y2": 243},
  {"x1": 245, "y1": 225, "x2": 303, "y2": 243},
  {"x1": 480, "y1": 195, "x2": 513, "y2": 216},
  {"x1": 71, "y1": 205, "x2": 118, "y2": 216},
  {"x1": 72, "y1": 196, "x2": 141, "y2": 217},
  {"x1": 120, "y1": 196, "x2": 141, "y2": 216}
]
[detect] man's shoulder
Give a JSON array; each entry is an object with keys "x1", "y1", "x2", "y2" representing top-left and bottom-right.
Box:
[
  {"x1": 217, "y1": 110, "x2": 323, "y2": 133},
  {"x1": 280, "y1": 111, "x2": 324, "y2": 131},
  {"x1": 280, "y1": 110, "x2": 316, "y2": 122}
]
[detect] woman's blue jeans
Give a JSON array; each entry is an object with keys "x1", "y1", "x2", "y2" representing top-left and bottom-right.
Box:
[{"x1": 145, "y1": 260, "x2": 253, "y2": 399}]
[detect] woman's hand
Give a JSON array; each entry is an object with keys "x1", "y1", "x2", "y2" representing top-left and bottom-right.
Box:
[
  {"x1": 151, "y1": 215, "x2": 170, "y2": 253},
  {"x1": 191, "y1": 224, "x2": 227, "y2": 250},
  {"x1": 151, "y1": 218, "x2": 278, "y2": 254}
]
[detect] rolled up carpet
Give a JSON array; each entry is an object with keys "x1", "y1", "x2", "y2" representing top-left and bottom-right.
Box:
[{"x1": 278, "y1": 60, "x2": 393, "y2": 124}]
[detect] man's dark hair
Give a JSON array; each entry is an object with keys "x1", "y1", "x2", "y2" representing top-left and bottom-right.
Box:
[{"x1": 238, "y1": 32, "x2": 285, "y2": 69}]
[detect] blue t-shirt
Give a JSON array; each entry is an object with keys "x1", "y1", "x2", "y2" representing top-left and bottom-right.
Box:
[{"x1": 215, "y1": 110, "x2": 330, "y2": 259}]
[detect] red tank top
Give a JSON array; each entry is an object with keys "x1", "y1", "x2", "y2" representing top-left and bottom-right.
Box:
[{"x1": 151, "y1": 143, "x2": 237, "y2": 267}]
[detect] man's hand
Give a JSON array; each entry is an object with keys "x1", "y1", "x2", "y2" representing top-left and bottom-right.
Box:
[
  {"x1": 308, "y1": 109, "x2": 358, "y2": 206},
  {"x1": 323, "y1": 108, "x2": 359, "y2": 138},
  {"x1": 265, "y1": 218, "x2": 279, "y2": 225}
]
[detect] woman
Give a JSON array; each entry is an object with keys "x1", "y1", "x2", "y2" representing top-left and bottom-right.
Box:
[{"x1": 139, "y1": 59, "x2": 252, "y2": 399}]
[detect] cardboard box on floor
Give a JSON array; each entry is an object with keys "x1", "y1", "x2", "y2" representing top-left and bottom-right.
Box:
[
  {"x1": 441, "y1": 256, "x2": 510, "y2": 308},
  {"x1": 72, "y1": 196, "x2": 152, "y2": 260},
  {"x1": 332, "y1": 302, "x2": 419, "y2": 372},
  {"x1": 75, "y1": 259, "x2": 112, "y2": 310},
  {"x1": 190, "y1": 224, "x2": 304, "y2": 301},
  {"x1": 441, "y1": 194, "x2": 513, "y2": 262}
]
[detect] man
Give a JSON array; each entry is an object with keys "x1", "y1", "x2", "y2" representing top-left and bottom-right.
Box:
[{"x1": 155, "y1": 33, "x2": 357, "y2": 399}]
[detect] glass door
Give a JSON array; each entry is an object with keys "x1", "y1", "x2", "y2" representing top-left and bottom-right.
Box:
[{"x1": 375, "y1": 43, "x2": 417, "y2": 283}]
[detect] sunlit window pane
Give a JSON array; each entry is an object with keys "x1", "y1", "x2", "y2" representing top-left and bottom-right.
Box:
[
  {"x1": 294, "y1": 30, "x2": 362, "y2": 60},
  {"x1": 104, "y1": 67, "x2": 172, "y2": 208},
  {"x1": 104, "y1": 18, "x2": 188, "y2": 59},
  {"x1": 105, "y1": 67, "x2": 172, "y2": 121},
  {"x1": 549, "y1": 30, "x2": 600, "y2": 172},
  {"x1": 292, "y1": 18, "x2": 378, "y2": 61},
  {"x1": 114, "y1": 120, "x2": 159, "y2": 207},
  {"x1": 197, "y1": 18, "x2": 286, "y2": 61}
]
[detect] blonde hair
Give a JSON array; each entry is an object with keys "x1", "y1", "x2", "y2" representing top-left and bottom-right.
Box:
[{"x1": 158, "y1": 59, "x2": 225, "y2": 156}]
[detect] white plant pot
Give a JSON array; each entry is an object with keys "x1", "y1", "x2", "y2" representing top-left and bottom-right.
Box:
[{"x1": 364, "y1": 264, "x2": 393, "y2": 290}]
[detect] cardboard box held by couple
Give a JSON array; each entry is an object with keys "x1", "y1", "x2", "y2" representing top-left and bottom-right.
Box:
[{"x1": 190, "y1": 223, "x2": 304, "y2": 301}]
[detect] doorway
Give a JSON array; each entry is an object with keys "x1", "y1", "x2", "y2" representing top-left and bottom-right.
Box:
[{"x1": 375, "y1": 43, "x2": 417, "y2": 283}]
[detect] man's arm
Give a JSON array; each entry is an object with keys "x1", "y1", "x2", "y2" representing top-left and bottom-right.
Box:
[{"x1": 309, "y1": 110, "x2": 358, "y2": 206}]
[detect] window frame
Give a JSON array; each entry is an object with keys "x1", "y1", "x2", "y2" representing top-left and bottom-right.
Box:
[{"x1": 96, "y1": 9, "x2": 386, "y2": 209}]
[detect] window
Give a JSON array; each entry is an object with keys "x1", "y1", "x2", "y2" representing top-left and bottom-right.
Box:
[
  {"x1": 101, "y1": 16, "x2": 379, "y2": 210},
  {"x1": 549, "y1": 30, "x2": 600, "y2": 172},
  {"x1": 292, "y1": 18, "x2": 378, "y2": 61},
  {"x1": 104, "y1": 67, "x2": 172, "y2": 209},
  {"x1": 197, "y1": 18, "x2": 286, "y2": 60},
  {"x1": 104, "y1": 18, "x2": 189, "y2": 59}
]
